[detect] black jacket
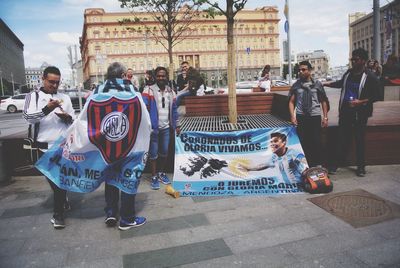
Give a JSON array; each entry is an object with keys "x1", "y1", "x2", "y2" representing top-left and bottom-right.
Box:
[{"x1": 329, "y1": 69, "x2": 379, "y2": 118}]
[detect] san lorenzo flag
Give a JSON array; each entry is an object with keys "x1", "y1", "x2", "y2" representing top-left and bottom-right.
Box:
[{"x1": 36, "y1": 83, "x2": 151, "y2": 194}]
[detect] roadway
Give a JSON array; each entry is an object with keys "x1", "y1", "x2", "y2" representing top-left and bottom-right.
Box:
[{"x1": 0, "y1": 110, "x2": 27, "y2": 139}]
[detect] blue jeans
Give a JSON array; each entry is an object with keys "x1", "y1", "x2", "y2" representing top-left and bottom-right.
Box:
[
  {"x1": 104, "y1": 183, "x2": 136, "y2": 221},
  {"x1": 176, "y1": 91, "x2": 192, "y2": 106},
  {"x1": 149, "y1": 127, "x2": 170, "y2": 160}
]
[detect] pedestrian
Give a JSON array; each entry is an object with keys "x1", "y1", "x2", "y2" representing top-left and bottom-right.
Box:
[
  {"x1": 325, "y1": 48, "x2": 379, "y2": 176},
  {"x1": 176, "y1": 61, "x2": 200, "y2": 106},
  {"x1": 176, "y1": 67, "x2": 205, "y2": 106},
  {"x1": 125, "y1": 68, "x2": 140, "y2": 90},
  {"x1": 96, "y1": 62, "x2": 149, "y2": 230},
  {"x1": 258, "y1": 64, "x2": 271, "y2": 92},
  {"x1": 139, "y1": 70, "x2": 155, "y2": 93},
  {"x1": 23, "y1": 66, "x2": 75, "y2": 229},
  {"x1": 288, "y1": 61, "x2": 329, "y2": 167},
  {"x1": 176, "y1": 61, "x2": 190, "y2": 92},
  {"x1": 142, "y1": 66, "x2": 180, "y2": 190}
]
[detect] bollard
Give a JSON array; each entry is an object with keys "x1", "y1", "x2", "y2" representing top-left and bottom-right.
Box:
[{"x1": 0, "y1": 140, "x2": 11, "y2": 183}]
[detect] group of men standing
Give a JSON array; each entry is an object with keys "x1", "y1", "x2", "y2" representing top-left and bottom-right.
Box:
[
  {"x1": 289, "y1": 47, "x2": 379, "y2": 177},
  {"x1": 23, "y1": 46, "x2": 379, "y2": 230},
  {"x1": 23, "y1": 63, "x2": 180, "y2": 230}
]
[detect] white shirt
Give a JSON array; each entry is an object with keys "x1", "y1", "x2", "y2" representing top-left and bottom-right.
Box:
[
  {"x1": 157, "y1": 90, "x2": 171, "y2": 129},
  {"x1": 23, "y1": 89, "x2": 75, "y2": 149}
]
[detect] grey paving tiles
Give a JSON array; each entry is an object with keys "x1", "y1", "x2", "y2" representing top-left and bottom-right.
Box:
[
  {"x1": 122, "y1": 239, "x2": 232, "y2": 268},
  {"x1": 120, "y1": 213, "x2": 209, "y2": 239}
]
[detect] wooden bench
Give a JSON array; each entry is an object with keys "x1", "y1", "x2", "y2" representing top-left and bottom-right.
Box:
[
  {"x1": 184, "y1": 93, "x2": 274, "y2": 116},
  {"x1": 252, "y1": 86, "x2": 291, "y2": 92}
]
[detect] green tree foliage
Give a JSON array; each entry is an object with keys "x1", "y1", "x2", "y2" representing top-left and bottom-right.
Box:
[{"x1": 119, "y1": 0, "x2": 212, "y2": 79}]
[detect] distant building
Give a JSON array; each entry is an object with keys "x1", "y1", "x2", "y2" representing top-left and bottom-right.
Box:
[
  {"x1": 282, "y1": 40, "x2": 295, "y2": 63},
  {"x1": 297, "y1": 50, "x2": 330, "y2": 79},
  {"x1": 329, "y1": 65, "x2": 348, "y2": 81},
  {"x1": 80, "y1": 7, "x2": 281, "y2": 87},
  {"x1": 25, "y1": 62, "x2": 50, "y2": 90},
  {"x1": 0, "y1": 19, "x2": 25, "y2": 95},
  {"x1": 72, "y1": 60, "x2": 84, "y2": 88},
  {"x1": 349, "y1": 1, "x2": 399, "y2": 64}
]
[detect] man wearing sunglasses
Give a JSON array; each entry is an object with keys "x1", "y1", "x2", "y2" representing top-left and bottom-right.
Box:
[
  {"x1": 288, "y1": 61, "x2": 329, "y2": 168},
  {"x1": 324, "y1": 48, "x2": 379, "y2": 177},
  {"x1": 23, "y1": 66, "x2": 75, "y2": 229},
  {"x1": 142, "y1": 67, "x2": 180, "y2": 190}
]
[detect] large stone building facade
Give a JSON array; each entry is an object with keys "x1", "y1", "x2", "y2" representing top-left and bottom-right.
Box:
[
  {"x1": 0, "y1": 19, "x2": 25, "y2": 95},
  {"x1": 80, "y1": 7, "x2": 280, "y2": 87},
  {"x1": 25, "y1": 62, "x2": 50, "y2": 91},
  {"x1": 349, "y1": 1, "x2": 399, "y2": 64}
]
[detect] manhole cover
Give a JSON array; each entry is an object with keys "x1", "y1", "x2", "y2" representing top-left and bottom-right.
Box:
[{"x1": 308, "y1": 189, "x2": 400, "y2": 228}]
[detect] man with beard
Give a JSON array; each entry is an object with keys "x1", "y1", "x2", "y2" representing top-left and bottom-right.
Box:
[
  {"x1": 23, "y1": 66, "x2": 75, "y2": 229},
  {"x1": 288, "y1": 61, "x2": 329, "y2": 167},
  {"x1": 324, "y1": 48, "x2": 379, "y2": 177},
  {"x1": 142, "y1": 67, "x2": 180, "y2": 189}
]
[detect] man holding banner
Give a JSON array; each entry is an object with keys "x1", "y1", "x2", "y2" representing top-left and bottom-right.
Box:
[
  {"x1": 23, "y1": 66, "x2": 75, "y2": 229},
  {"x1": 35, "y1": 62, "x2": 151, "y2": 230}
]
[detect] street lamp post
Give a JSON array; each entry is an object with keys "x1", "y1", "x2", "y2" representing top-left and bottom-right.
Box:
[
  {"x1": 144, "y1": 31, "x2": 149, "y2": 71},
  {"x1": 0, "y1": 69, "x2": 4, "y2": 96},
  {"x1": 11, "y1": 72, "x2": 15, "y2": 95},
  {"x1": 235, "y1": 21, "x2": 242, "y2": 83}
]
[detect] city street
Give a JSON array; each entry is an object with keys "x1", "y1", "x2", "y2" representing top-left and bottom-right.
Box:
[
  {"x1": 0, "y1": 110, "x2": 26, "y2": 139},
  {"x1": 1, "y1": 165, "x2": 400, "y2": 267}
]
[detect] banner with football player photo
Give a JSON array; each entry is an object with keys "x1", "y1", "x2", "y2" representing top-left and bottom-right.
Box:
[
  {"x1": 36, "y1": 82, "x2": 151, "y2": 194},
  {"x1": 173, "y1": 127, "x2": 308, "y2": 196}
]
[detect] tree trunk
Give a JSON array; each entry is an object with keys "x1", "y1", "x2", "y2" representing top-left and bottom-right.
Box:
[
  {"x1": 168, "y1": 41, "x2": 174, "y2": 81},
  {"x1": 227, "y1": 7, "x2": 237, "y2": 124}
]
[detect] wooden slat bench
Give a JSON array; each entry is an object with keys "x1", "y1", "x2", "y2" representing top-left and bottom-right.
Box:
[{"x1": 184, "y1": 92, "x2": 274, "y2": 116}]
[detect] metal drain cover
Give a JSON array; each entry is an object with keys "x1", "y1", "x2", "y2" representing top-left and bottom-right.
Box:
[{"x1": 308, "y1": 189, "x2": 400, "y2": 228}]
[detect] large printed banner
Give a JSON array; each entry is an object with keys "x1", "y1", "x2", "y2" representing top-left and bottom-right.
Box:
[
  {"x1": 173, "y1": 127, "x2": 308, "y2": 196},
  {"x1": 36, "y1": 87, "x2": 151, "y2": 194}
]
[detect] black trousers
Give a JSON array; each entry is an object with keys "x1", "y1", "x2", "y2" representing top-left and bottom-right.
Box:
[
  {"x1": 104, "y1": 183, "x2": 136, "y2": 221},
  {"x1": 38, "y1": 151, "x2": 67, "y2": 215},
  {"x1": 296, "y1": 114, "x2": 323, "y2": 167},
  {"x1": 335, "y1": 110, "x2": 368, "y2": 168}
]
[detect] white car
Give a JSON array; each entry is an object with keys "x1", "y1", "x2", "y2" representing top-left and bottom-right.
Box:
[{"x1": 0, "y1": 94, "x2": 27, "y2": 113}]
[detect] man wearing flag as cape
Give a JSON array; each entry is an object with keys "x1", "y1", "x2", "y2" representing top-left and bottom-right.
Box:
[{"x1": 36, "y1": 62, "x2": 151, "y2": 230}]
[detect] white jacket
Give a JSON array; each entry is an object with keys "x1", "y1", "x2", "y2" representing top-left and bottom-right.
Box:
[{"x1": 23, "y1": 89, "x2": 75, "y2": 149}]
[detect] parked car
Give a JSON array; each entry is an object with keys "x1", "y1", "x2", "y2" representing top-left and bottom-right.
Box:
[
  {"x1": 59, "y1": 88, "x2": 90, "y2": 111},
  {"x1": 236, "y1": 81, "x2": 259, "y2": 89},
  {"x1": 0, "y1": 94, "x2": 27, "y2": 113}
]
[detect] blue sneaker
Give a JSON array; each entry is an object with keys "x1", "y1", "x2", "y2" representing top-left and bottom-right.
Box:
[
  {"x1": 151, "y1": 176, "x2": 160, "y2": 190},
  {"x1": 104, "y1": 209, "x2": 117, "y2": 227},
  {"x1": 158, "y1": 172, "x2": 171, "y2": 185},
  {"x1": 118, "y1": 216, "x2": 146, "y2": 231}
]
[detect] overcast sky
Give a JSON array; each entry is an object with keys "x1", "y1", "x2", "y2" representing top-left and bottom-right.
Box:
[{"x1": 0, "y1": 0, "x2": 387, "y2": 78}]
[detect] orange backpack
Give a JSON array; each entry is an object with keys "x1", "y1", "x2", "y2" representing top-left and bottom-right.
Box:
[{"x1": 302, "y1": 167, "x2": 333, "y2": 194}]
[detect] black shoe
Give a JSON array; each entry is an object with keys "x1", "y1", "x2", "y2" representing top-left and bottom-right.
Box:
[
  {"x1": 356, "y1": 167, "x2": 366, "y2": 177},
  {"x1": 51, "y1": 214, "x2": 65, "y2": 229},
  {"x1": 105, "y1": 210, "x2": 117, "y2": 227}
]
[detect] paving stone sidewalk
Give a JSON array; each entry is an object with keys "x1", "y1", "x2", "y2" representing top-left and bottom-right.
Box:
[{"x1": 1, "y1": 165, "x2": 400, "y2": 268}]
